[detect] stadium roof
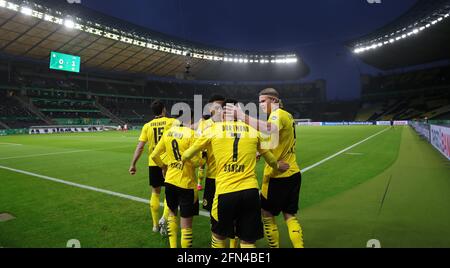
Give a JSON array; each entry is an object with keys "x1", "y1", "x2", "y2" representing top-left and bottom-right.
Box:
[
  {"x1": 0, "y1": 0, "x2": 309, "y2": 81},
  {"x1": 349, "y1": 0, "x2": 450, "y2": 70}
]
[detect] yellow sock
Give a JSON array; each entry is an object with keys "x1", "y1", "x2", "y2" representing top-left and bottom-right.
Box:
[
  {"x1": 286, "y1": 217, "x2": 304, "y2": 248},
  {"x1": 240, "y1": 243, "x2": 256, "y2": 248},
  {"x1": 167, "y1": 215, "x2": 178, "y2": 248},
  {"x1": 262, "y1": 216, "x2": 279, "y2": 248},
  {"x1": 181, "y1": 228, "x2": 193, "y2": 248},
  {"x1": 229, "y1": 238, "x2": 239, "y2": 248},
  {"x1": 150, "y1": 193, "x2": 160, "y2": 228},
  {"x1": 162, "y1": 199, "x2": 170, "y2": 220},
  {"x1": 211, "y1": 235, "x2": 226, "y2": 248}
]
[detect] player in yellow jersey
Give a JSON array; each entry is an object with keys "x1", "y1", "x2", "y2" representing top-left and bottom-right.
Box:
[
  {"x1": 183, "y1": 99, "x2": 289, "y2": 248},
  {"x1": 129, "y1": 100, "x2": 178, "y2": 235},
  {"x1": 195, "y1": 117, "x2": 207, "y2": 191},
  {"x1": 196, "y1": 95, "x2": 239, "y2": 248},
  {"x1": 195, "y1": 95, "x2": 226, "y2": 192},
  {"x1": 150, "y1": 114, "x2": 202, "y2": 248},
  {"x1": 195, "y1": 95, "x2": 225, "y2": 212},
  {"x1": 225, "y1": 88, "x2": 304, "y2": 248}
]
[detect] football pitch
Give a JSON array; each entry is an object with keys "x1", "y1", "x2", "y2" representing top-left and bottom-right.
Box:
[{"x1": 1, "y1": 125, "x2": 449, "y2": 248}]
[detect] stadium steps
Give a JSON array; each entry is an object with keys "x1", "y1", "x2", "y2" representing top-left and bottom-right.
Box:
[
  {"x1": 0, "y1": 119, "x2": 11, "y2": 129},
  {"x1": 356, "y1": 104, "x2": 383, "y2": 121},
  {"x1": 13, "y1": 95, "x2": 54, "y2": 125},
  {"x1": 421, "y1": 104, "x2": 450, "y2": 119},
  {"x1": 378, "y1": 100, "x2": 404, "y2": 120},
  {"x1": 93, "y1": 100, "x2": 126, "y2": 125}
]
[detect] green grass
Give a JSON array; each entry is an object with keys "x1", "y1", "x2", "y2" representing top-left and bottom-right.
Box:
[{"x1": 1, "y1": 126, "x2": 449, "y2": 248}]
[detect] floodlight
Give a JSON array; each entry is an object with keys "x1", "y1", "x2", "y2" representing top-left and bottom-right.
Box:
[{"x1": 21, "y1": 6, "x2": 32, "y2": 16}]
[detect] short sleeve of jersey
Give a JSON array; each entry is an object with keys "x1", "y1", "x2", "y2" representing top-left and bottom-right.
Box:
[
  {"x1": 268, "y1": 111, "x2": 284, "y2": 131},
  {"x1": 139, "y1": 124, "x2": 148, "y2": 142},
  {"x1": 256, "y1": 130, "x2": 268, "y2": 154}
]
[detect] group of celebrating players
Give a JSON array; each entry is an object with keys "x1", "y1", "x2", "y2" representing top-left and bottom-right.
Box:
[{"x1": 129, "y1": 88, "x2": 304, "y2": 248}]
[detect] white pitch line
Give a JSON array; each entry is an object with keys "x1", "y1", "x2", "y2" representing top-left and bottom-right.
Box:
[
  {"x1": 345, "y1": 153, "x2": 364, "y2": 156},
  {"x1": 0, "y1": 128, "x2": 389, "y2": 218},
  {"x1": 302, "y1": 127, "x2": 390, "y2": 173},
  {"x1": 0, "y1": 150, "x2": 92, "y2": 160},
  {"x1": 0, "y1": 146, "x2": 131, "y2": 160},
  {"x1": 0, "y1": 165, "x2": 210, "y2": 217},
  {"x1": 0, "y1": 143, "x2": 23, "y2": 146}
]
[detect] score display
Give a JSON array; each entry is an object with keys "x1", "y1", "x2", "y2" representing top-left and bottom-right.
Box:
[{"x1": 49, "y1": 51, "x2": 80, "y2": 73}]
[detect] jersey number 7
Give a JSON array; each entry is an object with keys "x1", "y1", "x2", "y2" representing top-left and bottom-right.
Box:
[{"x1": 232, "y1": 133, "x2": 241, "y2": 162}]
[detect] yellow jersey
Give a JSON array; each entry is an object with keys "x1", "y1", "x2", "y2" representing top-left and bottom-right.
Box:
[
  {"x1": 184, "y1": 121, "x2": 278, "y2": 195},
  {"x1": 196, "y1": 118, "x2": 217, "y2": 179},
  {"x1": 139, "y1": 117, "x2": 177, "y2": 166},
  {"x1": 151, "y1": 126, "x2": 201, "y2": 190},
  {"x1": 263, "y1": 108, "x2": 301, "y2": 179}
]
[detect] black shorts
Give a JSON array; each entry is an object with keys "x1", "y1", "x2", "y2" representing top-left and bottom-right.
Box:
[
  {"x1": 211, "y1": 189, "x2": 263, "y2": 242},
  {"x1": 261, "y1": 172, "x2": 302, "y2": 216},
  {"x1": 202, "y1": 178, "x2": 216, "y2": 211},
  {"x1": 149, "y1": 166, "x2": 164, "y2": 188},
  {"x1": 165, "y1": 183, "x2": 199, "y2": 218}
]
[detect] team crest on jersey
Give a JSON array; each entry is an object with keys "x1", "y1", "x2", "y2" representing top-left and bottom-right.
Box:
[{"x1": 271, "y1": 116, "x2": 278, "y2": 121}]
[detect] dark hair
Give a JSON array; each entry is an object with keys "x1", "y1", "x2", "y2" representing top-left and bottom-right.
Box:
[
  {"x1": 179, "y1": 110, "x2": 195, "y2": 126},
  {"x1": 208, "y1": 95, "x2": 226, "y2": 103},
  {"x1": 151, "y1": 100, "x2": 165, "y2": 116}
]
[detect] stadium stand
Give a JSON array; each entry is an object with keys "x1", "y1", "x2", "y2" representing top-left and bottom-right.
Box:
[
  {"x1": 0, "y1": 90, "x2": 46, "y2": 128},
  {"x1": 0, "y1": 59, "x2": 326, "y2": 127},
  {"x1": 358, "y1": 64, "x2": 450, "y2": 121}
]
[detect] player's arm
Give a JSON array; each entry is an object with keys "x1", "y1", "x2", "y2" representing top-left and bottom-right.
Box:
[
  {"x1": 129, "y1": 125, "x2": 148, "y2": 175},
  {"x1": 129, "y1": 141, "x2": 146, "y2": 175},
  {"x1": 150, "y1": 137, "x2": 167, "y2": 169},
  {"x1": 224, "y1": 104, "x2": 279, "y2": 135},
  {"x1": 257, "y1": 131, "x2": 289, "y2": 172},
  {"x1": 182, "y1": 132, "x2": 211, "y2": 162},
  {"x1": 259, "y1": 149, "x2": 290, "y2": 172},
  {"x1": 189, "y1": 151, "x2": 206, "y2": 168}
]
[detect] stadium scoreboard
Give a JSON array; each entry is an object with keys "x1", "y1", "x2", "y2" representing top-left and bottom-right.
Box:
[{"x1": 50, "y1": 51, "x2": 80, "y2": 73}]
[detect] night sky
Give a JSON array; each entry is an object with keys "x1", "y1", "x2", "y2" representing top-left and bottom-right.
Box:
[{"x1": 82, "y1": 0, "x2": 418, "y2": 100}]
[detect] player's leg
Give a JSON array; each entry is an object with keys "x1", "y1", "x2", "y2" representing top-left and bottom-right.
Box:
[
  {"x1": 197, "y1": 151, "x2": 208, "y2": 191},
  {"x1": 283, "y1": 213, "x2": 304, "y2": 248},
  {"x1": 149, "y1": 167, "x2": 164, "y2": 232},
  {"x1": 197, "y1": 164, "x2": 205, "y2": 191},
  {"x1": 240, "y1": 240, "x2": 256, "y2": 248},
  {"x1": 167, "y1": 210, "x2": 178, "y2": 248},
  {"x1": 261, "y1": 177, "x2": 283, "y2": 248},
  {"x1": 180, "y1": 217, "x2": 193, "y2": 248},
  {"x1": 179, "y1": 188, "x2": 198, "y2": 248},
  {"x1": 229, "y1": 236, "x2": 239, "y2": 248},
  {"x1": 202, "y1": 178, "x2": 216, "y2": 212},
  {"x1": 150, "y1": 186, "x2": 161, "y2": 232},
  {"x1": 165, "y1": 183, "x2": 179, "y2": 248},
  {"x1": 159, "y1": 198, "x2": 170, "y2": 236},
  {"x1": 211, "y1": 193, "x2": 235, "y2": 248},
  {"x1": 282, "y1": 172, "x2": 304, "y2": 248},
  {"x1": 212, "y1": 233, "x2": 227, "y2": 248},
  {"x1": 261, "y1": 209, "x2": 279, "y2": 248},
  {"x1": 237, "y1": 189, "x2": 264, "y2": 248}
]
